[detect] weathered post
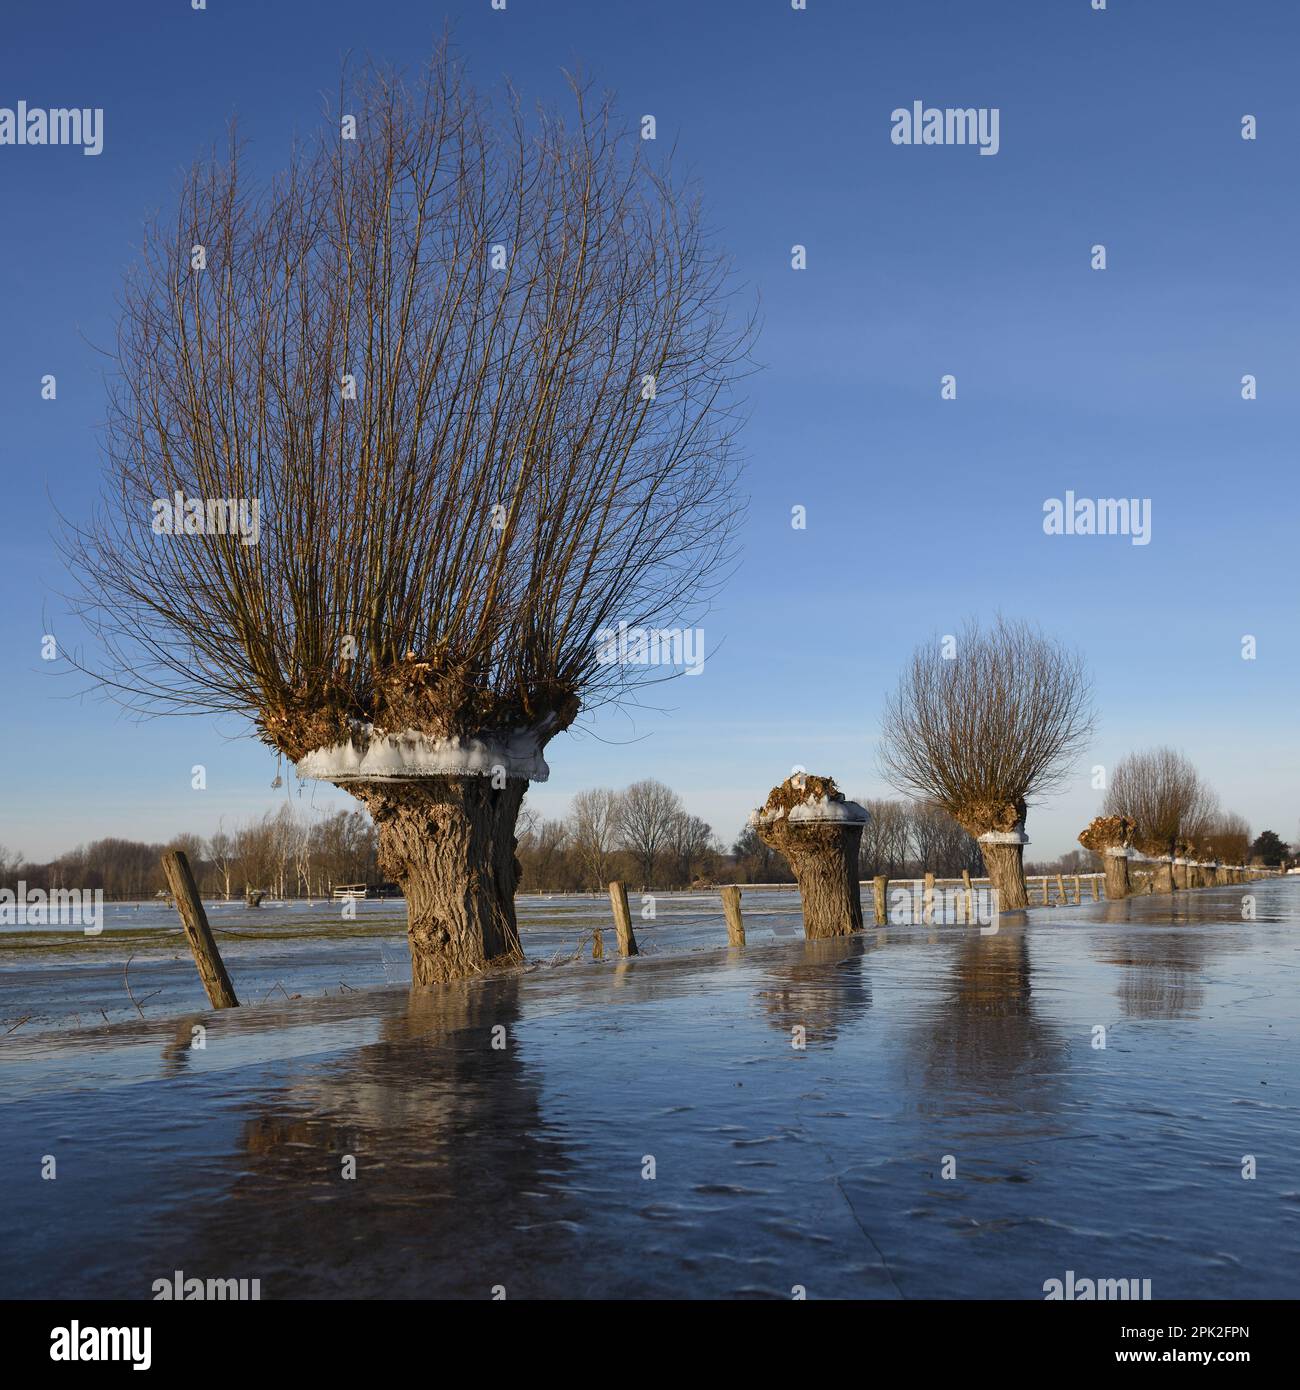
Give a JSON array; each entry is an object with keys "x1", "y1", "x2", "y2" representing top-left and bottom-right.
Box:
[
  {"x1": 1090, "y1": 874, "x2": 1100, "y2": 901},
  {"x1": 161, "y1": 850, "x2": 239, "y2": 1009},
  {"x1": 592, "y1": 927, "x2": 605, "y2": 961},
  {"x1": 721, "y1": 885, "x2": 745, "y2": 946},
  {"x1": 961, "y1": 869, "x2": 974, "y2": 922},
  {"x1": 752, "y1": 775, "x2": 868, "y2": 939},
  {"x1": 607, "y1": 881, "x2": 639, "y2": 957},
  {"x1": 1072, "y1": 873, "x2": 1082, "y2": 904},
  {"x1": 1055, "y1": 873, "x2": 1067, "y2": 905},
  {"x1": 923, "y1": 871, "x2": 936, "y2": 924},
  {"x1": 872, "y1": 874, "x2": 888, "y2": 927},
  {"x1": 1079, "y1": 815, "x2": 1134, "y2": 900}
]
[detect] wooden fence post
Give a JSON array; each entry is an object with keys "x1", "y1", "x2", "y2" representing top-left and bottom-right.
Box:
[
  {"x1": 1055, "y1": 873, "x2": 1066, "y2": 905},
  {"x1": 1090, "y1": 874, "x2": 1100, "y2": 901},
  {"x1": 161, "y1": 850, "x2": 239, "y2": 1009},
  {"x1": 872, "y1": 875, "x2": 888, "y2": 926},
  {"x1": 961, "y1": 869, "x2": 974, "y2": 922},
  {"x1": 608, "y1": 881, "x2": 639, "y2": 957},
  {"x1": 721, "y1": 885, "x2": 745, "y2": 946},
  {"x1": 923, "y1": 871, "x2": 935, "y2": 924}
]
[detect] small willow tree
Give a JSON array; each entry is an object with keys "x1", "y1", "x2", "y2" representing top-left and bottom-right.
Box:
[
  {"x1": 1078, "y1": 814, "x2": 1135, "y2": 899},
  {"x1": 63, "y1": 50, "x2": 751, "y2": 985},
  {"x1": 878, "y1": 618, "x2": 1094, "y2": 910},
  {"x1": 752, "y1": 774, "x2": 867, "y2": 937},
  {"x1": 1103, "y1": 749, "x2": 1212, "y2": 893}
]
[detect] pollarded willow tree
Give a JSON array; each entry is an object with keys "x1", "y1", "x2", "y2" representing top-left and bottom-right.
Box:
[
  {"x1": 63, "y1": 49, "x2": 752, "y2": 985},
  {"x1": 878, "y1": 618, "x2": 1095, "y2": 910},
  {"x1": 1103, "y1": 749, "x2": 1213, "y2": 893},
  {"x1": 1078, "y1": 814, "x2": 1136, "y2": 899}
]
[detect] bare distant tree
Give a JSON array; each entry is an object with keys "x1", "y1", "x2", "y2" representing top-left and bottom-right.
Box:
[
  {"x1": 62, "y1": 47, "x2": 752, "y2": 983},
  {"x1": 616, "y1": 779, "x2": 684, "y2": 885},
  {"x1": 0, "y1": 844, "x2": 25, "y2": 885},
  {"x1": 1204, "y1": 812, "x2": 1250, "y2": 866},
  {"x1": 879, "y1": 617, "x2": 1094, "y2": 908},
  {"x1": 516, "y1": 815, "x2": 572, "y2": 890},
  {"x1": 1104, "y1": 748, "x2": 1209, "y2": 891},
  {"x1": 568, "y1": 788, "x2": 622, "y2": 889},
  {"x1": 207, "y1": 825, "x2": 236, "y2": 900},
  {"x1": 730, "y1": 824, "x2": 787, "y2": 883},
  {"x1": 857, "y1": 798, "x2": 911, "y2": 877},
  {"x1": 666, "y1": 811, "x2": 715, "y2": 885}
]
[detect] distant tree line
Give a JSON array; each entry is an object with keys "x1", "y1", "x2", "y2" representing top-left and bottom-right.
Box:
[
  {"x1": 516, "y1": 780, "x2": 729, "y2": 891},
  {"x1": 0, "y1": 806, "x2": 377, "y2": 902},
  {"x1": 3, "y1": 787, "x2": 1289, "y2": 904}
]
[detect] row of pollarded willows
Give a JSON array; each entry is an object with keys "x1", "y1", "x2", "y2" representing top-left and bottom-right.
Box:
[
  {"x1": 1078, "y1": 749, "x2": 1255, "y2": 898},
  {"x1": 745, "y1": 620, "x2": 1272, "y2": 937},
  {"x1": 752, "y1": 617, "x2": 1083, "y2": 936}
]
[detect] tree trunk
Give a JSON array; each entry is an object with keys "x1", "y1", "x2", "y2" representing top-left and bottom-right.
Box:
[
  {"x1": 788, "y1": 827, "x2": 865, "y2": 936},
  {"x1": 757, "y1": 822, "x2": 864, "y2": 937},
  {"x1": 351, "y1": 776, "x2": 527, "y2": 986},
  {"x1": 1152, "y1": 857, "x2": 1175, "y2": 892},
  {"x1": 981, "y1": 841, "x2": 1029, "y2": 910},
  {"x1": 1103, "y1": 849, "x2": 1131, "y2": 899},
  {"x1": 1173, "y1": 858, "x2": 1190, "y2": 890}
]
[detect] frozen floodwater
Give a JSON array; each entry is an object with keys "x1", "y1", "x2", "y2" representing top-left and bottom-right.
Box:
[{"x1": 1, "y1": 881, "x2": 1297, "y2": 1299}]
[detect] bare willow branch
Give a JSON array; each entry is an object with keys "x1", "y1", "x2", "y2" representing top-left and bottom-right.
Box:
[{"x1": 59, "y1": 46, "x2": 755, "y2": 760}]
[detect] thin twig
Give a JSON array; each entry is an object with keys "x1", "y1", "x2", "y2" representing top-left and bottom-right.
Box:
[{"x1": 123, "y1": 955, "x2": 146, "y2": 1017}]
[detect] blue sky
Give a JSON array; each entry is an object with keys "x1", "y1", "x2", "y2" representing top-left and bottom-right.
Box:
[{"x1": 1, "y1": 0, "x2": 1297, "y2": 861}]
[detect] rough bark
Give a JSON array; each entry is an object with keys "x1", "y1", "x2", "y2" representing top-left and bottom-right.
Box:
[
  {"x1": 760, "y1": 820, "x2": 865, "y2": 937},
  {"x1": 1151, "y1": 858, "x2": 1175, "y2": 893},
  {"x1": 1103, "y1": 851, "x2": 1131, "y2": 900},
  {"x1": 351, "y1": 776, "x2": 527, "y2": 985},
  {"x1": 1078, "y1": 815, "x2": 1133, "y2": 901},
  {"x1": 753, "y1": 776, "x2": 866, "y2": 938},
  {"x1": 979, "y1": 840, "x2": 1029, "y2": 910}
]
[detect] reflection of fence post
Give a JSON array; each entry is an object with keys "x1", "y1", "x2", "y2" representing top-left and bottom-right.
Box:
[
  {"x1": 608, "y1": 882, "x2": 639, "y2": 957},
  {"x1": 721, "y1": 885, "x2": 745, "y2": 946},
  {"x1": 872, "y1": 875, "x2": 888, "y2": 926},
  {"x1": 161, "y1": 850, "x2": 239, "y2": 1009}
]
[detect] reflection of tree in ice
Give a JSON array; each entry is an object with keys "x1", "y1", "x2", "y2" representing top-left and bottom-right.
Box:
[
  {"x1": 177, "y1": 975, "x2": 583, "y2": 1298},
  {"x1": 906, "y1": 927, "x2": 1065, "y2": 1105},
  {"x1": 1091, "y1": 898, "x2": 1253, "y2": 1021},
  {"x1": 754, "y1": 936, "x2": 872, "y2": 1045}
]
